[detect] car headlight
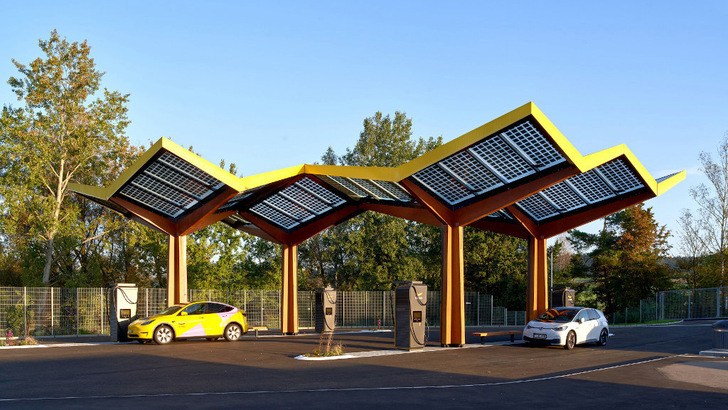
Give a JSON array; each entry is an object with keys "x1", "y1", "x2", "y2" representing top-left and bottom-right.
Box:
[
  {"x1": 553, "y1": 326, "x2": 566, "y2": 332},
  {"x1": 141, "y1": 319, "x2": 155, "y2": 326},
  {"x1": 526, "y1": 324, "x2": 533, "y2": 329}
]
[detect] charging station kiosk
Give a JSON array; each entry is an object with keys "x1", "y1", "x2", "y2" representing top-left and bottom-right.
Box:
[
  {"x1": 394, "y1": 281, "x2": 427, "y2": 350},
  {"x1": 315, "y1": 286, "x2": 336, "y2": 334},
  {"x1": 108, "y1": 283, "x2": 138, "y2": 342},
  {"x1": 551, "y1": 288, "x2": 575, "y2": 308}
]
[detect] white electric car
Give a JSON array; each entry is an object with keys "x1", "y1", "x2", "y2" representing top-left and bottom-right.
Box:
[{"x1": 522, "y1": 307, "x2": 609, "y2": 350}]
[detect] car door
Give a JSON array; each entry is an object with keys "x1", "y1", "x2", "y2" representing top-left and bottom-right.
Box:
[
  {"x1": 201, "y1": 303, "x2": 230, "y2": 336},
  {"x1": 586, "y1": 309, "x2": 602, "y2": 340},
  {"x1": 175, "y1": 302, "x2": 206, "y2": 338},
  {"x1": 573, "y1": 310, "x2": 592, "y2": 343}
]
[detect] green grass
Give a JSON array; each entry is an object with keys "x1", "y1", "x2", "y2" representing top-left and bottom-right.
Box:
[{"x1": 613, "y1": 320, "x2": 679, "y2": 326}]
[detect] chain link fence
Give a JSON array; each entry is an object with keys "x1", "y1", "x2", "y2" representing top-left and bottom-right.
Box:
[
  {"x1": 0, "y1": 286, "x2": 525, "y2": 336},
  {"x1": 613, "y1": 287, "x2": 728, "y2": 324}
]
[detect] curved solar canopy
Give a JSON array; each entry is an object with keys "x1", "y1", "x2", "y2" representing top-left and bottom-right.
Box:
[{"x1": 70, "y1": 102, "x2": 685, "y2": 244}]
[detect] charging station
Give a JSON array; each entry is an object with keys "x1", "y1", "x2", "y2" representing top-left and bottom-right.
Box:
[
  {"x1": 551, "y1": 288, "x2": 575, "y2": 308},
  {"x1": 394, "y1": 281, "x2": 427, "y2": 350},
  {"x1": 108, "y1": 283, "x2": 138, "y2": 342},
  {"x1": 315, "y1": 286, "x2": 336, "y2": 334}
]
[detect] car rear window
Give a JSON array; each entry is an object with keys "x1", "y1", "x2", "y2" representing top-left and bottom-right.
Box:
[
  {"x1": 205, "y1": 303, "x2": 233, "y2": 313},
  {"x1": 587, "y1": 309, "x2": 599, "y2": 320}
]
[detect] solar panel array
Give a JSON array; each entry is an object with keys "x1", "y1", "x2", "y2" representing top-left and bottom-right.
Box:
[
  {"x1": 412, "y1": 121, "x2": 566, "y2": 206},
  {"x1": 249, "y1": 176, "x2": 347, "y2": 230},
  {"x1": 515, "y1": 158, "x2": 645, "y2": 222},
  {"x1": 118, "y1": 151, "x2": 225, "y2": 218},
  {"x1": 321, "y1": 176, "x2": 413, "y2": 202}
]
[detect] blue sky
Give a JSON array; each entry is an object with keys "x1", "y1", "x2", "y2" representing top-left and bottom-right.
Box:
[{"x1": 1, "y1": 1, "x2": 726, "y2": 253}]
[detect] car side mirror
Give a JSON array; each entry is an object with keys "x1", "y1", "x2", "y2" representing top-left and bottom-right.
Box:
[
  {"x1": 579, "y1": 317, "x2": 586, "y2": 323},
  {"x1": 180, "y1": 312, "x2": 188, "y2": 316}
]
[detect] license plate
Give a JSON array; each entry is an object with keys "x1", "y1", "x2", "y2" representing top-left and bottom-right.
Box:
[{"x1": 534, "y1": 333, "x2": 547, "y2": 339}]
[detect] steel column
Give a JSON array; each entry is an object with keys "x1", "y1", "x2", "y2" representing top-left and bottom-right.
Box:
[
  {"x1": 281, "y1": 243, "x2": 299, "y2": 335},
  {"x1": 527, "y1": 236, "x2": 549, "y2": 321},
  {"x1": 441, "y1": 224, "x2": 465, "y2": 347},
  {"x1": 167, "y1": 235, "x2": 188, "y2": 306}
]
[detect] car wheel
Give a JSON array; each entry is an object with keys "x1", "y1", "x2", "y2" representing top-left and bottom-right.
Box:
[
  {"x1": 153, "y1": 325, "x2": 174, "y2": 345},
  {"x1": 564, "y1": 330, "x2": 576, "y2": 350},
  {"x1": 224, "y1": 323, "x2": 242, "y2": 342},
  {"x1": 597, "y1": 329, "x2": 608, "y2": 346}
]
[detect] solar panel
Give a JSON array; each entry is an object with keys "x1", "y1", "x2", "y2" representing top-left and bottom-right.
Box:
[
  {"x1": 500, "y1": 122, "x2": 565, "y2": 169},
  {"x1": 132, "y1": 174, "x2": 197, "y2": 209},
  {"x1": 540, "y1": 182, "x2": 586, "y2": 212},
  {"x1": 296, "y1": 177, "x2": 347, "y2": 206},
  {"x1": 470, "y1": 134, "x2": 534, "y2": 182},
  {"x1": 371, "y1": 181, "x2": 413, "y2": 202},
  {"x1": 145, "y1": 162, "x2": 210, "y2": 200},
  {"x1": 441, "y1": 150, "x2": 503, "y2": 194},
  {"x1": 158, "y1": 152, "x2": 224, "y2": 189},
  {"x1": 566, "y1": 170, "x2": 615, "y2": 204},
  {"x1": 119, "y1": 185, "x2": 185, "y2": 217},
  {"x1": 413, "y1": 164, "x2": 474, "y2": 205},
  {"x1": 597, "y1": 159, "x2": 643, "y2": 193},
  {"x1": 516, "y1": 193, "x2": 560, "y2": 221},
  {"x1": 349, "y1": 178, "x2": 391, "y2": 199},
  {"x1": 250, "y1": 202, "x2": 299, "y2": 229}
]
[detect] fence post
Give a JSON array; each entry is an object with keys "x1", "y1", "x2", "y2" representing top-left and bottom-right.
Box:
[
  {"x1": 23, "y1": 287, "x2": 28, "y2": 337},
  {"x1": 477, "y1": 293, "x2": 480, "y2": 326},
  {"x1": 100, "y1": 288, "x2": 104, "y2": 335},
  {"x1": 76, "y1": 288, "x2": 80, "y2": 336},
  {"x1": 639, "y1": 299, "x2": 643, "y2": 323},
  {"x1": 51, "y1": 288, "x2": 54, "y2": 337},
  {"x1": 688, "y1": 291, "x2": 691, "y2": 319},
  {"x1": 717, "y1": 288, "x2": 721, "y2": 318},
  {"x1": 260, "y1": 290, "x2": 264, "y2": 328}
]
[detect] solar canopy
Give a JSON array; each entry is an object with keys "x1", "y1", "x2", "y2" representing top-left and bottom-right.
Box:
[{"x1": 71, "y1": 101, "x2": 683, "y2": 244}]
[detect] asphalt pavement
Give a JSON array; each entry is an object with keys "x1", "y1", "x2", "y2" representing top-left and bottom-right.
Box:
[{"x1": 0, "y1": 320, "x2": 725, "y2": 409}]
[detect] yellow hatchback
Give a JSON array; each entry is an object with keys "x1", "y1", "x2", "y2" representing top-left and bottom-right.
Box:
[{"x1": 128, "y1": 301, "x2": 248, "y2": 345}]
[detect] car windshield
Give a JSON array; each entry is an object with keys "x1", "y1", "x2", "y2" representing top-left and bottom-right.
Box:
[
  {"x1": 536, "y1": 308, "x2": 580, "y2": 323},
  {"x1": 157, "y1": 305, "x2": 182, "y2": 316}
]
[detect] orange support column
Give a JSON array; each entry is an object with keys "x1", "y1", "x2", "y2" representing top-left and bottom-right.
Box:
[
  {"x1": 527, "y1": 236, "x2": 549, "y2": 321},
  {"x1": 167, "y1": 235, "x2": 188, "y2": 306},
  {"x1": 281, "y1": 243, "x2": 299, "y2": 335},
  {"x1": 441, "y1": 224, "x2": 465, "y2": 347}
]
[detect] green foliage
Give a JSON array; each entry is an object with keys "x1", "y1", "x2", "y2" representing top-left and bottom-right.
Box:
[
  {"x1": 4, "y1": 304, "x2": 28, "y2": 335},
  {"x1": 0, "y1": 30, "x2": 132, "y2": 285},
  {"x1": 464, "y1": 228, "x2": 528, "y2": 309},
  {"x1": 566, "y1": 204, "x2": 674, "y2": 316}
]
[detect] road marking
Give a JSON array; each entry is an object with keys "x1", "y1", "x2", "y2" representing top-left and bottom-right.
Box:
[{"x1": 0, "y1": 355, "x2": 676, "y2": 403}]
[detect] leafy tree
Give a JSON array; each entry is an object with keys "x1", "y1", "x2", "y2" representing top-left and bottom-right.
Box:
[
  {"x1": 567, "y1": 204, "x2": 673, "y2": 316},
  {"x1": 464, "y1": 229, "x2": 528, "y2": 309},
  {"x1": 0, "y1": 30, "x2": 131, "y2": 284}
]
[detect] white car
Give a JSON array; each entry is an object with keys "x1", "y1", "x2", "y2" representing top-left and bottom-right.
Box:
[{"x1": 522, "y1": 307, "x2": 609, "y2": 350}]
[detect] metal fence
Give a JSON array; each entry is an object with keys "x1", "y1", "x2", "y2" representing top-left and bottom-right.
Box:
[
  {"x1": 613, "y1": 286, "x2": 728, "y2": 324},
  {"x1": 0, "y1": 287, "x2": 526, "y2": 336}
]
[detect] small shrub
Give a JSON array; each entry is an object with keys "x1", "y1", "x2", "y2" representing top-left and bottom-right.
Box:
[{"x1": 306, "y1": 333, "x2": 344, "y2": 357}]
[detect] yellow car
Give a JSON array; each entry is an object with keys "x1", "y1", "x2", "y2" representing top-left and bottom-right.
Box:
[{"x1": 128, "y1": 301, "x2": 248, "y2": 345}]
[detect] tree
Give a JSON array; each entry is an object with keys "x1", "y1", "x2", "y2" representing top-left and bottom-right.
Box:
[
  {"x1": 0, "y1": 30, "x2": 131, "y2": 284},
  {"x1": 686, "y1": 134, "x2": 728, "y2": 288},
  {"x1": 567, "y1": 204, "x2": 673, "y2": 316}
]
